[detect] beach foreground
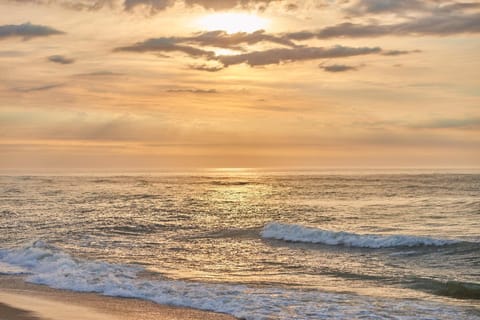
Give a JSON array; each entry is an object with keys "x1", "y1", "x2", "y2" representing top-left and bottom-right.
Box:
[{"x1": 0, "y1": 276, "x2": 236, "y2": 320}]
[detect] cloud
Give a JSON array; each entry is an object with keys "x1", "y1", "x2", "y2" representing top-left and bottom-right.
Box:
[
  {"x1": 122, "y1": 0, "x2": 283, "y2": 13},
  {"x1": 346, "y1": 0, "x2": 426, "y2": 15},
  {"x1": 74, "y1": 71, "x2": 124, "y2": 76},
  {"x1": 115, "y1": 37, "x2": 214, "y2": 57},
  {"x1": 10, "y1": 0, "x2": 284, "y2": 12},
  {"x1": 116, "y1": 30, "x2": 412, "y2": 71},
  {"x1": 436, "y1": 2, "x2": 480, "y2": 13},
  {"x1": 217, "y1": 45, "x2": 381, "y2": 67},
  {"x1": 123, "y1": 0, "x2": 171, "y2": 13},
  {"x1": 382, "y1": 49, "x2": 421, "y2": 56},
  {"x1": 189, "y1": 64, "x2": 224, "y2": 72},
  {"x1": 286, "y1": 31, "x2": 318, "y2": 41},
  {"x1": 0, "y1": 22, "x2": 64, "y2": 40},
  {"x1": 60, "y1": 0, "x2": 116, "y2": 10},
  {"x1": 166, "y1": 88, "x2": 218, "y2": 93},
  {"x1": 297, "y1": 13, "x2": 480, "y2": 38},
  {"x1": 185, "y1": 0, "x2": 247, "y2": 10},
  {"x1": 8, "y1": 0, "x2": 115, "y2": 10},
  {"x1": 181, "y1": 0, "x2": 281, "y2": 11},
  {"x1": 48, "y1": 55, "x2": 75, "y2": 64},
  {"x1": 115, "y1": 29, "x2": 300, "y2": 59},
  {"x1": 117, "y1": 31, "x2": 389, "y2": 69},
  {"x1": 320, "y1": 64, "x2": 358, "y2": 72},
  {"x1": 12, "y1": 83, "x2": 64, "y2": 92},
  {"x1": 345, "y1": 0, "x2": 480, "y2": 16},
  {"x1": 116, "y1": 30, "x2": 297, "y2": 55},
  {"x1": 183, "y1": 30, "x2": 297, "y2": 50},
  {"x1": 285, "y1": 3, "x2": 298, "y2": 11},
  {"x1": 412, "y1": 117, "x2": 480, "y2": 129},
  {"x1": 9, "y1": 0, "x2": 480, "y2": 18}
]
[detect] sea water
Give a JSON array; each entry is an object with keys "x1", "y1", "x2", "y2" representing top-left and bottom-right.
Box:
[{"x1": 0, "y1": 170, "x2": 479, "y2": 319}]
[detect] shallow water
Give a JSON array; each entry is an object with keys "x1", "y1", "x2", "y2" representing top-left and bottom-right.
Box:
[{"x1": 1, "y1": 171, "x2": 479, "y2": 319}]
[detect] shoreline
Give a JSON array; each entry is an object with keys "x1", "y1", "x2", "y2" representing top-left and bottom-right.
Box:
[{"x1": 0, "y1": 276, "x2": 236, "y2": 320}]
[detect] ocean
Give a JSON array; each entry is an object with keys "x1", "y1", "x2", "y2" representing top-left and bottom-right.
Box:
[{"x1": 1, "y1": 170, "x2": 479, "y2": 319}]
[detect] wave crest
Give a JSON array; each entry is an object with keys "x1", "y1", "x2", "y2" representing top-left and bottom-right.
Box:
[
  {"x1": 261, "y1": 222, "x2": 460, "y2": 248},
  {"x1": 411, "y1": 278, "x2": 480, "y2": 300}
]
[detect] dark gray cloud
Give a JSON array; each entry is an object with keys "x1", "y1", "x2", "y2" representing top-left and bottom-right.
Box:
[
  {"x1": 117, "y1": 32, "x2": 388, "y2": 69},
  {"x1": 48, "y1": 55, "x2": 75, "y2": 64},
  {"x1": 286, "y1": 31, "x2": 317, "y2": 41},
  {"x1": 345, "y1": 0, "x2": 480, "y2": 16},
  {"x1": 183, "y1": 30, "x2": 297, "y2": 50},
  {"x1": 12, "y1": 83, "x2": 64, "y2": 92},
  {"x1": 10, "y1": 0, "x2": 284, "y2": 12},
  {"x1": 0, "y1": 23, "x2": 64, "y2": 40},
  {"x1": 320, "y1": 64, "x2": 358, "y2": 72},
  {"x1": 183, "y1": 0, "x2": 280, "y2": 10},
  {"x1": 60, "y1": 0, "x2": 115, "y2": 10},
  {"x1": 8, "y1": 0, "x2": 115, "y2": 10},
  {"x1": 287, "y1": 13, "x2": 480, "y2": 39},
  {"x1": 125, "y1": 0, "x2": 258, "y2": 13},
  {"x1": 115, "y1": 37, "x2": 215, "y2": 57},
  {"x1": 116, "y1": 30, "x2": 411, "y2": 71},
  {"x1": 189, "y1": 64, "x2": 224, "y2": 72},
  {"x1": 346, "y1": 0, "x2": 426, "y2": 15},
  {"x1": 217, "y1": 45, "x2": 381, "y2": 67},
  {"x1": 382, "y1": 49, "x2": 421, "y2": 56},
  {"x1": 123, "y1": 0, "x2": 171, "y2": 13},
  {"x1": 114, "y1": 29, "x2": 299, "y2": 59},
  {"x1": 116, "y1": 30, "x2": 297, "y2": 54},
  {"x1": 9, "y1": 0, "x2": 479, "y2": 17}
]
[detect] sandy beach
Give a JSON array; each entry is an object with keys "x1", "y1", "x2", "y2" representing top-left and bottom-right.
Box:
[{"x1": 0, "y1": 276, "x2": 236, "y2": 320}]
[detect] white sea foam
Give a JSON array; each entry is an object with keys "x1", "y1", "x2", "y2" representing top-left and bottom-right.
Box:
[
  {"x1": 261, "y1": 222, "x2": 460, "y2": 248},
  {"x1": 0, "y1": 241, "x2": 474, "y2": 320},
  {"x1": 0, "y1": 261, "x2": 29, "y2": 275}
]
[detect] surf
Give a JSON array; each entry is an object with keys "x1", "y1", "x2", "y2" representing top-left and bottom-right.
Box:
[{"x1": 261, "y1": 222, "x2": 463, "y2": 248}]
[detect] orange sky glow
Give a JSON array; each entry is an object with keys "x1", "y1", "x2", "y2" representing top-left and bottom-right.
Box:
[{"x1": 0, "y1": 0, "x2": 479, "y2": 170}]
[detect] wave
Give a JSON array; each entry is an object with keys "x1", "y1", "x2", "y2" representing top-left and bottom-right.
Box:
[
  {"x1": 261, "y1": 222, "x2": 462, "y2": 248},
  {"x1": 435, "y1": 281, "x2": 480, "y2": 300},
  {"x1": 0, "y1": 261, "x2": 29, "y2": 275},
  {"x1": 0, "y1": 241, "x2": 474, "y2": 320},
  {"x1": 411, "y1": 278, "x2": 480, "y2": 300}
]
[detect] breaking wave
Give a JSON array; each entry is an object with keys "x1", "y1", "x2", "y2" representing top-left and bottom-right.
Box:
[
  {"x1": 0, "y1": 241, "x2": 474, "y2": 320},
  {"x1": 261, "y1": 222, "x2": 462, "y2": 248}
]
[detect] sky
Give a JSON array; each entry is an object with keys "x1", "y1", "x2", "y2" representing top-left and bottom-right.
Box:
[{"x1": 0, "y1": 0, "x2": 479, "y2": 170}]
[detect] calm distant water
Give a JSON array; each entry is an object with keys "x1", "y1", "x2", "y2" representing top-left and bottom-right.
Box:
[{"x1": 1, "y1": 170, "x2": 479, "y2": 319}]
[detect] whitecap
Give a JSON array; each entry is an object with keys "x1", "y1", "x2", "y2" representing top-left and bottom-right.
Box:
[{"x1": 261, "y1": 222, "x2": 461, "y2": 248}]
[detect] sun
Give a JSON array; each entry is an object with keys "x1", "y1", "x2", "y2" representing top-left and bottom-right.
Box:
[{"x1": 198, "y1": 13, "x2": 269, "y2": 34}]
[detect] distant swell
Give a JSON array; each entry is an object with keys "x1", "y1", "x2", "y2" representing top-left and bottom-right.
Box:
[{"x1": 261, "y1": 222, "x2": 461, "y2": 248}]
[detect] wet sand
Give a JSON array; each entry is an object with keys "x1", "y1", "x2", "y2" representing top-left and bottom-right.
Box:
[
  {"x1": 0, "y1": 302, "x2": 41, "y2": 320},
  {"x1": 0, "y1": 276, "x2": 236, "y2": 320}
]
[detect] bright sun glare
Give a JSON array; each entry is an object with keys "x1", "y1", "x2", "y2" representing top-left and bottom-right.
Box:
[{"x1": 198, "y1": 13, "x2": 269, "y2": 33}]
